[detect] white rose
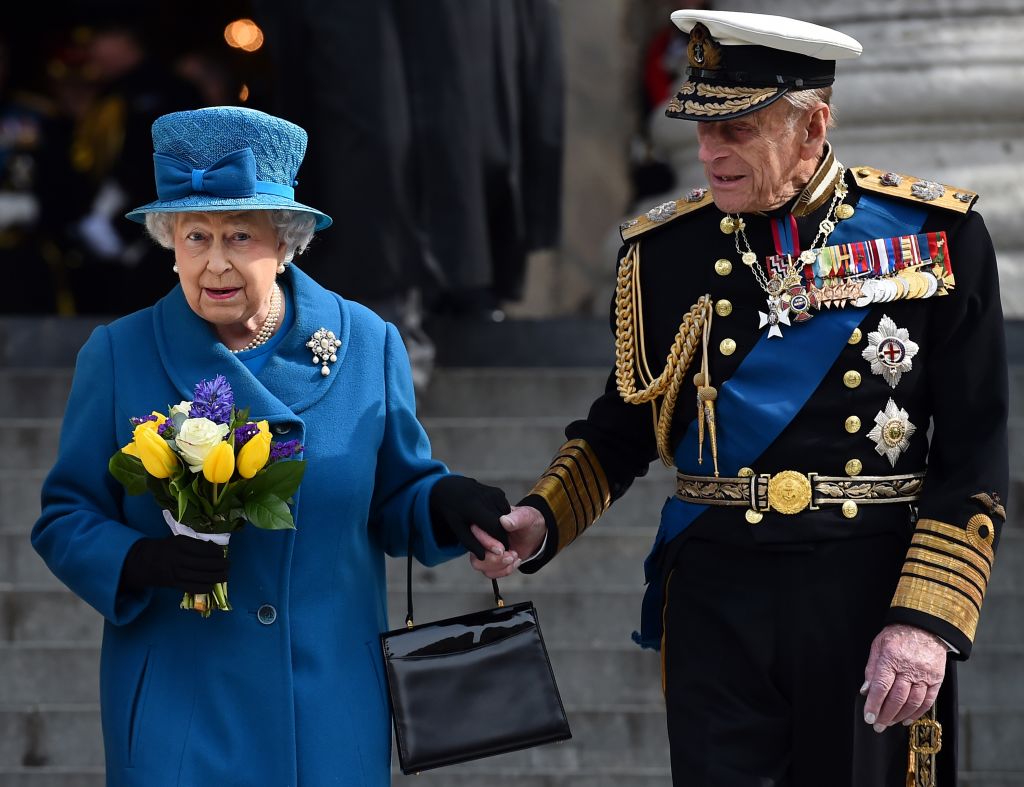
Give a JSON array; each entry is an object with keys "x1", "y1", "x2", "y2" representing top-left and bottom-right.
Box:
[
  {"x1": 175, "y1": 417, "x2": 230, "y2": 472},
  {"x1": 170, "y1": 401, "x2": 193, "y2": 418}
]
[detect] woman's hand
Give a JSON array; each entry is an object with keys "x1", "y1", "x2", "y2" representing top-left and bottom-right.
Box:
[
  {"x1": 120, "y1": 535, "x2": 229, "y2": 594},
  {"x1": 469, "y1": 505, "x2": 547, "y2": 579},
  {"x1": 429, "y1": 475, "x2": 512, "y2": 559}
]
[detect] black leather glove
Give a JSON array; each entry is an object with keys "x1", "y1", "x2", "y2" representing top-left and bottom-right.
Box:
[
  {"x1": 429, "y1": 476, "x2": 512, "y2": 559},
  {"x1": 120, "y1": 536, "x2": 230, "y2": 594}
]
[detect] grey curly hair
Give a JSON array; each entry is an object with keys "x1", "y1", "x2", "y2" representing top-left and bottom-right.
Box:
[{"x1": 144, "y1": 210, "x2": 317, "y2": 263}]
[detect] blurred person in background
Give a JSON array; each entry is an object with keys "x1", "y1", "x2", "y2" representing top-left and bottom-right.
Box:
[
  {"x1": 65, "y1": 19, "x2": 200, "y2": 314},
  {"x1": 254, "y1": 0, "x2": 564, "y2": 389}
]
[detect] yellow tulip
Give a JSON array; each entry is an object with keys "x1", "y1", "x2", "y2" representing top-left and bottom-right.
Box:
[
  {"x1": 121, "y1": 442, "x2": 139, "y2": 457},
  {"x1": 203, "y1": 440, "x2": 235, "y2": 484},
  {"x1": 256, "y1": 420, "x2": 270, "y2": 434},
  {"x1": 135, "y1": 426, "x2": 180, "y2": 479},
  {"x1": 237, "y1": 430, "x2": 272, "y2": 478}
]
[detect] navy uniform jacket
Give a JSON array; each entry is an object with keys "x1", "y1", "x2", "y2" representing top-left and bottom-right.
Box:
[{"x1": 521, "y1": 148, "x2": 1008, "y2": 659}]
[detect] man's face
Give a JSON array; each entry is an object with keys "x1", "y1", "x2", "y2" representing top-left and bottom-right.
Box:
[{"x1": 697, "y1": 100, "x2": 809, "y2": 214}]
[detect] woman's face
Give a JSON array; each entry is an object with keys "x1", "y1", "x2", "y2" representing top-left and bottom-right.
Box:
[{"x1": 173, "y1": 211, "x2": 285, "y2": 333}]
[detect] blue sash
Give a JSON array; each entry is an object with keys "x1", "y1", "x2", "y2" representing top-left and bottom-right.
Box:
[{"x1": 633, "y1": 194, "x2": 929, "y2": 649}]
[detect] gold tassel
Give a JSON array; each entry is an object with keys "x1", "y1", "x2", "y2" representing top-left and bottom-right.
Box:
[{"x1": 695, "y1": 310, "x2": 719, "y2": 476}]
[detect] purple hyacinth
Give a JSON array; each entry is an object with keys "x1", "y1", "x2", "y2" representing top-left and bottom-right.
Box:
[
  {"x1": 235, "y1": 423, "x2": 259, "y2": 448},
  {"x1": 269, "y1": 440, "x2": 304, "y2": 462},
  {"x1": 190, "y1": 375, "x2": 234, "y2": 425},
  {"x1": 157, "y1": 421, "x2": 174, "y2": 437},
  {"x1": 130, "y1": 414, "x2": 159, "y2": 426}
]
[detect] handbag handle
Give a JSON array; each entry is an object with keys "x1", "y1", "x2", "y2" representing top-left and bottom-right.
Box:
[{"x1": 406, "y1": 523, "x2": 503, "y2": 628}]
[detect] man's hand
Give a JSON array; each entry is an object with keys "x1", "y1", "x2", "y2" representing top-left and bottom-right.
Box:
[
  {"x1": 862, "y1": 623, "x2": 947, "y2": 732},
  {"x1": 469, "y1": 505, "x2": 547, "y2": 579}
]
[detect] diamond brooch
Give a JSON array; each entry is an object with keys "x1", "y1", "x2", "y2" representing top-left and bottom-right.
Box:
[{"x1": 306, "y1": 328, "x2": 342, "y2": 376}]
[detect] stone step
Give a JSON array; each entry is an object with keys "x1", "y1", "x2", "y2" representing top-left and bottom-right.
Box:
[
  {"x1": 417, "y1": 368, "x2": 609, "y2": 418},
  {"x1": 0, "y1": 371, "x2": 73, "y2": 420},
  {"x1": 9, "y1": 571, "x2": 1024, "y2": 651},
  {"x1": 0, "y1": 470, "x2": 46, "y2": 534},
  {"x1": 0, "y1": 768, "x2": 104, "y2": 787},
  {"x1": 3, "y1": 702, "x2": 1022, "y2": 778},
  {"x1": 0, "y1": 419, "x2": 60, "y2": 473},
  {"x1": 6, "y1": 634, "x2": 1024, "y2": 714}
]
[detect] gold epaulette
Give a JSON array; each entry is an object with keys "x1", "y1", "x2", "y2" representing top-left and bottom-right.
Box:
[
  {"x1": 619, "y1": 187, "x2": 714, "y2": 241},
  {"x1": 852, "y1": 166, "x2": 978, "y2": 214}
]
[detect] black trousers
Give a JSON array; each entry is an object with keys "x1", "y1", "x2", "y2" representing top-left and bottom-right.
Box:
[{"x1": 663, "y1": 533, "x2": 957, "y2": 787}]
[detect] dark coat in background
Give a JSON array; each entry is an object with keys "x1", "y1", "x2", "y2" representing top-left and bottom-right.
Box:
[{"x1": 255, "y1": 0, "x2": 564, "y2": 307}]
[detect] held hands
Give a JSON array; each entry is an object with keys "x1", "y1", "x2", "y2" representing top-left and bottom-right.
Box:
[
  {"x1": 861, "y1": 623, "x2": 947, "y2": 732},
  {"x1": 429, "y1": 475, "x2": 512, "y2": 560},
  {"x1": 120, "y1": 535, "x2": 229, "y2": 594},
  {"x1": 470, "y1": 505, "x2": 547, "y2": 579}
]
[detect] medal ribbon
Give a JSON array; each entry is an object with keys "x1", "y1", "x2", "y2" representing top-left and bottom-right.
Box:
[{"x1": 634, "y1": 193, "x2": 931, "y2": 650}]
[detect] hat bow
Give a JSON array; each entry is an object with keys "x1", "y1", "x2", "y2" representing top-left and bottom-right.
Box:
[{"x1": 153, "y1": 147, "x2": 294, "y2": 202}]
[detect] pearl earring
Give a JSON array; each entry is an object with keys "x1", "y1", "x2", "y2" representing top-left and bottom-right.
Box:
[
  {"x1": 277, "y1": 263, "x2": 286, "y2": 275},
  {"x1": 172, "y1": 264, "x2": 179, "y2": 273}
]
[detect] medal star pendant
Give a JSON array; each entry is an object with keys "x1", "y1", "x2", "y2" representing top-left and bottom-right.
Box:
[
  {"x1": 758, "y1": 297, "x2": 790, "y2": 338},
  {"x1": 867, "y1": 398, "x2": 917, "y2": 466},
  {"x1": 862, "y1": 315, "x2": 919, "y2": 388}
]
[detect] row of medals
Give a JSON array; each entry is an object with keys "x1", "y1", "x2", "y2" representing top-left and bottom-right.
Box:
[{"x1": 721, "y1": 215, "x2": 950, "y2": 336}]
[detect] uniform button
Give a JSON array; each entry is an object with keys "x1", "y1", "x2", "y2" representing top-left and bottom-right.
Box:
[
  {"x1": 848, "y1": 328, "x2": 862, "y2": 345},
  {"x1": 715, "y1": 299, "x2": 733, "y2": 317},
  {"x1": 843, "y1": 370, "x2": 862, "y2": 389},
  {"x1": 257, "y1": 604, "x2": 277, "y2": 625},
  {"x1": 714, "y1": 259, "x2": 733, "y2": 276},
  {"x1": 273, "y1": 424, "x2": 290, "y2": 435},
  {"x1": 745, "y1": 509, "x2": 763, "y2": 524},
  {"x1": 719, "y1": 338, "x2": 737, "y2": 356},
  {"x1": 836, "y1": 204, "x2": 855, "y2": 220},
  {"x1": 737, "y1": 467, "x2": 754, "y2": 478},
  {"x1": 842, "y1": 501, "x2": 859, "y2": 519},
  {"x1": 845, "y1": 459, "x2": 863, "y2": 477},
  {"x1": 845, "y1": 416, "x2": 862, "y2": 434}
]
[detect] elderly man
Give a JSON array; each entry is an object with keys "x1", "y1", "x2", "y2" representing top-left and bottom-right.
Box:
[{"x1": 470, "y1": 10, "x2": 1007, "y2": 786}]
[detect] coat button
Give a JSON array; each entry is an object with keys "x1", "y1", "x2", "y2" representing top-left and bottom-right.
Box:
[
  {"x1": 715, "y1": 299, "x2": 733, "y2": 317},
  {"x1": 714, "y1": 259, "x2": 733, "y2": 276},
  {"x1": 843, "y1": 370, "x2": 862, "y2": 389},
  {"x1": 273, "y1": 424, "x2": 290, "y2": 435},
  {"x1": 257, "y1": 604, "x2": 277, "y2": 625},
  {"x1": 845, "y1": 459, "x2": 863, "y2": 477},
  {"x1": 848, "y1": 328, "x2": 863, "y2": 345},
  {"x1": 719, "y1": 338, "x2": 737, "y2": 356},
  {"x1": 845, "y1": 416, "x2": 862, "y2": 434}
]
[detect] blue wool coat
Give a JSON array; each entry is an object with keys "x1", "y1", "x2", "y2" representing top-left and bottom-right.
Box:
[{"x1": 32, "y1": 266, "x2": 463, "y2": 786}]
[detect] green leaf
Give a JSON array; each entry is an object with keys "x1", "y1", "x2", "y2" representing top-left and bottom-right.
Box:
[
  {"x1": 145, "y1": 474, "x2": 178, "y2": 511},
  {"x1": 108, "y1": 452, "x2": 148, "y2": 495},
  {"x1": 244, "y1": 495, "x2": 296, "y2": 530},
  {"x1": 243, "y1": 459, "x2": 307, "y2": 502}
]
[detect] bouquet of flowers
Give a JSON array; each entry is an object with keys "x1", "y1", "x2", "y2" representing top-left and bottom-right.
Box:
[{"x1": 108, "y1": 375, "x2": 305, "y2": 616}]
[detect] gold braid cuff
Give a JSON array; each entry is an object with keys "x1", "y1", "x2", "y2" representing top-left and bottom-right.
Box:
[
  {"x1": 614, "y1": 243, "x2": 710, "y2": 466},
  {"x1": 528, "y1": 439, "x2": 612, "y2": 552},
  {"x1": 891, "y1": 517, "x2": 996, "y2": 643}
]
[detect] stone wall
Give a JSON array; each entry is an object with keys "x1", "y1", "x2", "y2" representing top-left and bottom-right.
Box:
[{"x1": 510, "y1": 0, "x2": 1024, "y2": 317}]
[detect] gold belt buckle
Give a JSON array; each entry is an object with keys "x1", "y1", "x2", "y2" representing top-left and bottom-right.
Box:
[{"x1": 765, "y1": 470, "x2": 815, "y2": 514}]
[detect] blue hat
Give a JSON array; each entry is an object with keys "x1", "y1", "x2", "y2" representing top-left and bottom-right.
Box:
[{"x1": 125, "y1": 106, "x2": 332, "y2": 230}]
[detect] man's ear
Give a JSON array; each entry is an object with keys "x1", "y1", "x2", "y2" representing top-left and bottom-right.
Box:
[{"x1": 800, "y1": 104, "x2": 830, "y2": 161}]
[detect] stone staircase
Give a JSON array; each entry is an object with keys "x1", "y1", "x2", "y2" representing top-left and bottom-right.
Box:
[{"x1": 1, "y1": 360, "x2": 1023, "y2": 786}]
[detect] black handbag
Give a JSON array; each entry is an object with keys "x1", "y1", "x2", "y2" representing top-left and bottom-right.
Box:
[{"x1": 380, "y1": 538, "x2": 572, "y2": 774}]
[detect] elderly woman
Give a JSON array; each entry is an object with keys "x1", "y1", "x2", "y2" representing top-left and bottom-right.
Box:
[{"x1": 31, "y1": 106, "x2": 517, "y2": 786}]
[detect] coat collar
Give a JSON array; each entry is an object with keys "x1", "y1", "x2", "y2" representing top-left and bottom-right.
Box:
[{"x1": 152, "y1": 265, "x2": 350, "y2": 421}]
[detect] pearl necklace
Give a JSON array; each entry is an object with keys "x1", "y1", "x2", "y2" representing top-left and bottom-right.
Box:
[{"x1": 230, "y1": 283, "x2": 282, "y2": 354}]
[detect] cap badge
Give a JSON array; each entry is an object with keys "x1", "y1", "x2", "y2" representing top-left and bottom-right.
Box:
[
  {"x1": 862, "y1": 315, "x2": 919, "y2": 388},
  {"x1": 687, "y1": 24, "x2": 722, "y2": 70}
]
